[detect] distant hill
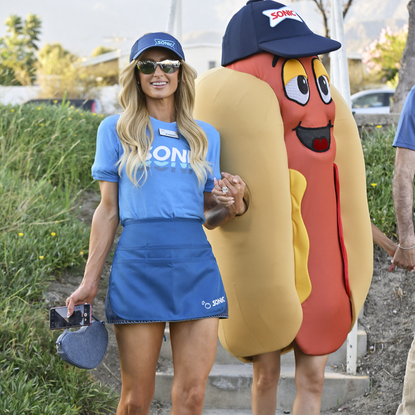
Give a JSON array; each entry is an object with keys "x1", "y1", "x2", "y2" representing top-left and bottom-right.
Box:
[{"x1": 344, "y1": 0, "x2": 409, "y2": 53}]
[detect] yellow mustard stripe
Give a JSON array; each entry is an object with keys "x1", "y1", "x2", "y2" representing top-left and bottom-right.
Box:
[{"x1": 289, "y1": 169, "x2": 312, "y2": 303}]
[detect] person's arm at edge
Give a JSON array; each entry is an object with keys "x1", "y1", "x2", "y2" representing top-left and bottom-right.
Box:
[
  {"x1": 392, "y1": 147, "x2": 415, "y2": 271},
  {"x1": 371, "y1": 222, "x2": 397, "y2": 258},
  {"x1": 66, "y1": 181, "x2": 119, "y2": 315}
]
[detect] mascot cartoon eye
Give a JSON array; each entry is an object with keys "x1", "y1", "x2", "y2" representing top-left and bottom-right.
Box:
[
  {"x1": 316, "y1": 75, "x2": 331, "y2": 104},
  {"x1": 283, "y1": 59, "x2": 310, "y2": 106},
  {"x1": 313, "y1": 58, "x2": 332, "y2": 105},
  {"x1": 285, "y1": 76, "x2": 310, "y2": 105}
]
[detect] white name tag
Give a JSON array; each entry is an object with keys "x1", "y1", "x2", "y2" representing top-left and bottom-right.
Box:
[{"x1": 159, "y1": 128, "x2": 179, "y2": 139}]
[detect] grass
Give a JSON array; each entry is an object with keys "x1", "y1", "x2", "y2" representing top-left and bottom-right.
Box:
[{"x1": 0, "y1": 102, "x2": 117, "y2": 414}]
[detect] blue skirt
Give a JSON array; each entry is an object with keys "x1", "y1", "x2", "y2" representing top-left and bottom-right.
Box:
[{"x1": 105, "y1": 218, "x2": 228, "y2": 323}]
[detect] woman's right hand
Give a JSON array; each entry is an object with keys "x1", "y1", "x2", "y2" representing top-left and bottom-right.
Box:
[{"x1": 66, "y1": 282, "x2": 99, "y2": 317}]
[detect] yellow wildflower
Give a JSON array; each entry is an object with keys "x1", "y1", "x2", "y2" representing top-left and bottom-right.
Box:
[
  {"x1": 11, "y1": 109, "x2": 14, "y2": 112},
  {"x1": 376, "y1": 125, "x2": 382, "y2": 129},
  {"x1": 68, "y1": 118, "x2": 72, "y2": 121},
  {"x1": 55, "y1": 221, "x2": 59, "y2": 224},
  {"x1": 51, "y1": 232, "x2": 56, "y2": 236},
  {"x1": 40, "y1": 123, "x2": 44, "y2": 126},
  {"x1": 80, "y1": 113, "x2": 84, "y2": 116},
  {"x1": 93, "y1": 113, "x2": 97, "y2": 116},
  {"x1": 371, "y1": 183, "x2": 377, "y2": 187},
  {"x1": 53, "y1": 100, "x2": 58, "y2": 104},
  {"x1": 39, "y1": 256, "x2": 44, "y2": 260},
  {"x1": 18, "y1": 232, "x2": 23, "y2": 237},
  {"x1": 80, "y1": 251, "x2": 84, "y2": 256},
  {"x1": 37, "y1": 107, "x2": 41, "y2": 110}
]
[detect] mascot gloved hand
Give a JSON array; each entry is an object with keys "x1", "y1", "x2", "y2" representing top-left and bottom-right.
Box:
[{"x1": 194, "y1": 0, "x2": 373, "y2": 362}]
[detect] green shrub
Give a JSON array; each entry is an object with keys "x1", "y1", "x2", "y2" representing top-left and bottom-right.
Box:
[
  {"x1": 0, "y1": 102, "x2": 103, "y2": 188},
  {"x1": 0, "y1": 103, "x2": 117, "y2": 414},
  {"x1": 362, "y1": 124, "x2": 397, "y2": 238}
]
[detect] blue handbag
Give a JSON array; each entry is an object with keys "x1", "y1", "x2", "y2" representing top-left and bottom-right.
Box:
[{"x1": 56, "y1": 315, "x2": 108, "y2": 370}]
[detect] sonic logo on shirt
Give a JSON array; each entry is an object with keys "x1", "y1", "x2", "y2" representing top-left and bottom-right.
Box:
[{"x1": 140, "y1": 145, "x2": 193, "y2": 173}]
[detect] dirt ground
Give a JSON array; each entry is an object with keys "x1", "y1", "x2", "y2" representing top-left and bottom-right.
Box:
[
  {"x1": 44, "y1": 192, "x2": 415, "y2": 414},
  {"x1": 335, "y1": 246, "x2": 415, "y2": 415}
]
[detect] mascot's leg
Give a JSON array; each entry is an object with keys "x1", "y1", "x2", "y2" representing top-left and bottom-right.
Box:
[
  {"x1": 292, "y1": 343, "x2": 329, "y2": 415},
  {"x1": 251, "y1": 351, "x2": 281, "y2": 415}
]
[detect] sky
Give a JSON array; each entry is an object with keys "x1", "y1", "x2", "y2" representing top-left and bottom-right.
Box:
[
  {"x1": 0, "y1": 0, "x2": 409, "y2": 57},
  {"x1": 0, "y1": 0, "x2": 323, "y2": 57},
  {"x1": 0, "y1": 0, "x2": 247, "y2": 56}
]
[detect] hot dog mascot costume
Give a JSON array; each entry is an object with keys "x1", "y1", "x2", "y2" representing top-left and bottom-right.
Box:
[{"x1": 194, "y1": 0, "x2": 373, "y2": 361}]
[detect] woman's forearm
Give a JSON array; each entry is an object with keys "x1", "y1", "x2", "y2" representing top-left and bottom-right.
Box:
[
  {"x1": 82, "y1": 202, "x2": 119, "y2": 288},
  {"x1": 204, "y1": 205, "x2": 236, "y2": 230}
]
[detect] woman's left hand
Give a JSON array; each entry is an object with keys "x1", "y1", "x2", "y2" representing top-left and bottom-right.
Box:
[{"x1": 212, "y1": 172, "x2": 247, "y2": 216}]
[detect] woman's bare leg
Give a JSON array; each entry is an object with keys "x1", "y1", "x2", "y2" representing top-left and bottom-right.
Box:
[
  {"x1": 251, "y1": 350, "x2": 281, "y2": 415},
  {"x1": 292, "y1": 343, "x2": 329, "y2": 415},
  {"x1": 114, "y1": 322, "x2": 165, "y2": 415},
  {"x1": 169, "y1": 318, "x2": 219, "y2": 415}
]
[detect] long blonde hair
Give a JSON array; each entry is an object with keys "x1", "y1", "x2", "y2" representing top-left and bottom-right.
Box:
[{"x1": 116, "y1": 54, "x2": 211, "y2": 186}]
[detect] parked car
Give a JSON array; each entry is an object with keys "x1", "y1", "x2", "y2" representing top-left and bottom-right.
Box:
[
  {"x1": 24, "y1": 98, "x2": 102, "y2": 113},
  {"x1": 351, "y1": 88, "x2": 395, "y2": 115}
]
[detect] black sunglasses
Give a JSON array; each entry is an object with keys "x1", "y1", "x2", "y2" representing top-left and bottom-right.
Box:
[{"x1": 136, "y1": 60, "x2": 181, "y2": 75}]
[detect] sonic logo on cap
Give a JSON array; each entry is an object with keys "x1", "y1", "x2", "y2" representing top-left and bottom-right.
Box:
[
  {"x1": 262, "y1": 7, "x2": 303, "y2": 27},
  {"x1": 154, "y1": 39, "x2": 176, "y2": 48}
]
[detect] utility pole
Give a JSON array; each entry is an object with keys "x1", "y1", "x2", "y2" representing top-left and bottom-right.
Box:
[
  {"x1": 330, "y1": 0, "x2": 351, "y2": 107},
  {"x1": 330, "y1": 0, "x2": 357, "y2": 375},
  {"x1": 167, "y1": 0, "x2": 183, "y2": 42}
]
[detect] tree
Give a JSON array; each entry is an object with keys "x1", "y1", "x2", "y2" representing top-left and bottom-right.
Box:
[
  {"x1": 0, "y1": 14, "x2": 41, "y2": 86},
  {"x1": 37, "y1": 43, "x2": 119, "y2": 98},
  {"x1": 289, "y1": 0, "x2": 354, "y2": 38},
  {"x1": 361, "y1": 25, "x2": 408, "y2": 86},
  {"x1": 390, "y1": 0, "x2": 415, "y2": 113},
  {"x1": 91, "y1": 46, "x2": 115, "y2": 57},
  {"x1": 37, "y1": 43, "x2": 81, "y2": 98}
]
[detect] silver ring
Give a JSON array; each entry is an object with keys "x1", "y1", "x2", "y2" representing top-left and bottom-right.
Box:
[{"x1": 222, "y1": 186, "x2": 229, "y2": 194}]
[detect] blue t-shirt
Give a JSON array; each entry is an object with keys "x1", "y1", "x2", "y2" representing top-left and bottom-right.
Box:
[
  {"x1": 393, "y1": 85, "x2": 415, "y2": 150},
  {"x1": 91, "y1": 114, "x2": 221, "y2": 226}
]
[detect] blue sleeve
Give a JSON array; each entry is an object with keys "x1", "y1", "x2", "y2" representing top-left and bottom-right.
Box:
[
  {"x1": 393, "y1": 86, "x2": 415, "y2": 151},
  {"x1": 201, "y1": 123, "x2": 221, "y2": 192},
  {"x1": 91, "y1": 116, "x2": 121, "y2": 182}
]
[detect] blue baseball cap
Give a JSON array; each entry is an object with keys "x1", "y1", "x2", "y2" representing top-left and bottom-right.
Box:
[
  {"x1": 222, "y1": 0, "x2": 341, "y2": 66},
  {"x1": 129, "y1": 32, "x2": 185, "y2": 62}
]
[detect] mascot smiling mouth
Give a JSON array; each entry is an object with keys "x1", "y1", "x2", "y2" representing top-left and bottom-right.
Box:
[{"x1": 293, "y1": 121, "x2": 333, "y2": 153}]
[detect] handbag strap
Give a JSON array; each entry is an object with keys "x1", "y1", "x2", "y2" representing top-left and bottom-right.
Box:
[{"x1": 92, "y1": 314, "x2": 105, "y2": 324}]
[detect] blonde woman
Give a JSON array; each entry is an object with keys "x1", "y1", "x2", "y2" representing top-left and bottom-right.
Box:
[{"x1": 66, "y1": 32, "x2": 246, "y2": 415}]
